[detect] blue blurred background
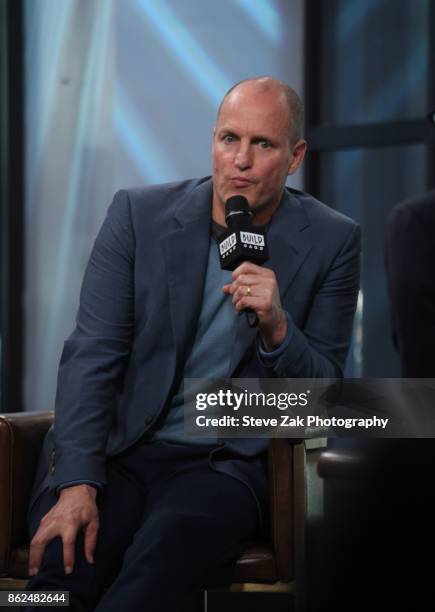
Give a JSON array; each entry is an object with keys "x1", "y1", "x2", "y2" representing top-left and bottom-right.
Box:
[
  {"x1": 23, "y1": 0, "x2": 304, "y2": 412},
  {"x1": 1, "y1": 0, "x2": 433, "y2": 412}
]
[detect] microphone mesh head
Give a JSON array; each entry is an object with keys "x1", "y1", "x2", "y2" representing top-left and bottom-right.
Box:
[{"x1": 225, "y1": 196, "x2": 252, "y2": 225}]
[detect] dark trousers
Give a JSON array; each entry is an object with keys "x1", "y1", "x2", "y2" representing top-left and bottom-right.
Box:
[{"x1": 26, "y1": 440, "x2": 265, "y2": 611}]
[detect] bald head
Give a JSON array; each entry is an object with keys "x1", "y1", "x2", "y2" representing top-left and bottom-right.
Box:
[
  {"x1": 217, "y1": 77, "x2": 304, "y2": 146},
  {"x1": 212, "y1": 76, "x2": 307, "y2": 226}
]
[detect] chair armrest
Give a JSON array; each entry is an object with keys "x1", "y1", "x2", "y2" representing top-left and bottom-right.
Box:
[
  {"x1": 0, "y1": 412, "x2": 54, "y2": 575},
  {"x1": 268, "y1": 438, "x2": 305, "y2": 582},
  {"x1": 317, "y1": 449, "x2": 368, "y2": 480}
]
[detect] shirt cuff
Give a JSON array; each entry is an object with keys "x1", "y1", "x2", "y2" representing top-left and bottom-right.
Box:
[
  {"x1": 257, "y1": 311, "x2": 294, "y2": 365},
  {"x1": 56, "y1": 479, "x2": 103, "y2": 496}
]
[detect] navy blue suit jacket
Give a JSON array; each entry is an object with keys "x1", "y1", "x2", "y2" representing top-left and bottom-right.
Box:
[{"x1": 31, "y1": 177, "x2": 360, "y2": 515}]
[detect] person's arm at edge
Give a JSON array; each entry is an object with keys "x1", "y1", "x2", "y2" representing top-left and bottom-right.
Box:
[{"x1": 29, "y1": 190, "x2": 135, "y2": 576}]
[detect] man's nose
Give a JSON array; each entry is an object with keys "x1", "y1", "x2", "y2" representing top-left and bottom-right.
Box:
[{"x1": 234, "y1": 145, "x2": 253, "y2": 169}]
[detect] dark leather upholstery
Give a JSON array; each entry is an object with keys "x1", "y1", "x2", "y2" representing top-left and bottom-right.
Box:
[
  {"x1": 0, "y1": 412, "x2": 304, "y2": 587},
  {"x1": 0, "y1": 412, "x2": 54, "y2": 578}
]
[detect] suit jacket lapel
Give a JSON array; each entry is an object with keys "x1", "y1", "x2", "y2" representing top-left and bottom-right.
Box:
[
  {"x1": 266, "y1": 188, "x2": 312, "y2": 301},
  {"x1": 229, "y1": 188, "x2": 313, "y2": 375},
  {"x1": 162, "y1": 180, "x2": 213, "y2": 369}
]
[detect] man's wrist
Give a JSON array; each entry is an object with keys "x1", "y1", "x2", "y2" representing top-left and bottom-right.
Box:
[
  {"x1": 259, "y1": 307, "x2": 288, "y2": 351},
  {"x1": 58, "y1": 482, "x2": 98, "y2": 500}
]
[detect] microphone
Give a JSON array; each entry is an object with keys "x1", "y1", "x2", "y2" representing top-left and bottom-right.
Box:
[{"x1": 217, "y1": 196, "x2": 269, "y2": 327}]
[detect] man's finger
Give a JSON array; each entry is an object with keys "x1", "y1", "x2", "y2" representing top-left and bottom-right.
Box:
[
  {"x1": 233, "y1": 285, "x2": 267, "y2": 304},
  {"x1": 234, "y1": 296, "x2": 263, "y2": 313},
  {"x1": 62, "y1": 529, "x2": 78, "y2": 574},
  {"x1": 232, "y1": 274, "x2": 264, "y2": 289},
  {"x1": 84, "y1": 520, "x2": 99, "y2": 564},
  {"x1": 232, "y1": 261, "x2": 261, "y2": 277},
  {"x1": 29, "y1": 535, "x2": 48, "y2": 576}
]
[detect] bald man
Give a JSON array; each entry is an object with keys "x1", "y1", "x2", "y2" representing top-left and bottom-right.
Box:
[{"x1": 26, "y1": 78, "x2": 360, "y2": 611}]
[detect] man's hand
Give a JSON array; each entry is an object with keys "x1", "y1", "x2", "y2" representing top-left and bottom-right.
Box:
[
  {"x1": 29, "y1": 484, "x2": 99, "y2": 577},
  {"x1": 222, "y1": 261, "x2": 287, "y2": 351}
]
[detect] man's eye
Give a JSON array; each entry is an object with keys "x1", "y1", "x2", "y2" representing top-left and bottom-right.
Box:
[
  {"x1": 259, "y1": 140, "x2": 271, "y2": 149},
  {"x1": 223, "y1": 135, "x2": 235, "y2": 143}
]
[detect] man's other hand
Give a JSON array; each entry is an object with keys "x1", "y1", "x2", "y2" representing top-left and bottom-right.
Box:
[
  {"x1": 222, "y1": 261, "x2": 288, "y2": 351},
  {"x1": 29, "y1": 483, "x2": 99, "y2": 576}
]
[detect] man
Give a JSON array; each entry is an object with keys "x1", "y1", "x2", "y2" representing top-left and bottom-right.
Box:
[
  {"x1": 26, "y1": 77, "x2": 360, "y2": 611},
  {"x1": 385, "y1": 189, "x2": 435, "y2": 376}
]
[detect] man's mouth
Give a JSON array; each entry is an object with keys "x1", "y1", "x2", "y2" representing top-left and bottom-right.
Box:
[{"x1": 229, "y1": 177, "x2": 254, "y2": 188}]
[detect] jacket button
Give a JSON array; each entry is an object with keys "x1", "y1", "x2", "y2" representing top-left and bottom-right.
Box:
[{"x1": 49, "y1": 449, "x2": 56, "y2": 474}]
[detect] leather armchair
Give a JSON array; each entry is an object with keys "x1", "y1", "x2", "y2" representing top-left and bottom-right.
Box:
[{"x1": 0, "y1": 412, "x2": 306, "y2": 601}]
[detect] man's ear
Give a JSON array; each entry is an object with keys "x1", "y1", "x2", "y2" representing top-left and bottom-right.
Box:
[{"x1": 287, "y1": 139, "x2": 307, "y2": 176}]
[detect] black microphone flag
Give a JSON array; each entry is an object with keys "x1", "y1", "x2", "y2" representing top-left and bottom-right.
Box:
[{"x1": 217, "y1": 196, "x2": 269, "y2": 271}]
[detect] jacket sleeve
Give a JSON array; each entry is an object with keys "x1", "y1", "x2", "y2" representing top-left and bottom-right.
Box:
[
  {"x1": 258, "y1": 223, "x2": 361, "y2": 378},
  {"x1": 48, "y1": 190, "x2": 135, "y2": 491}
]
